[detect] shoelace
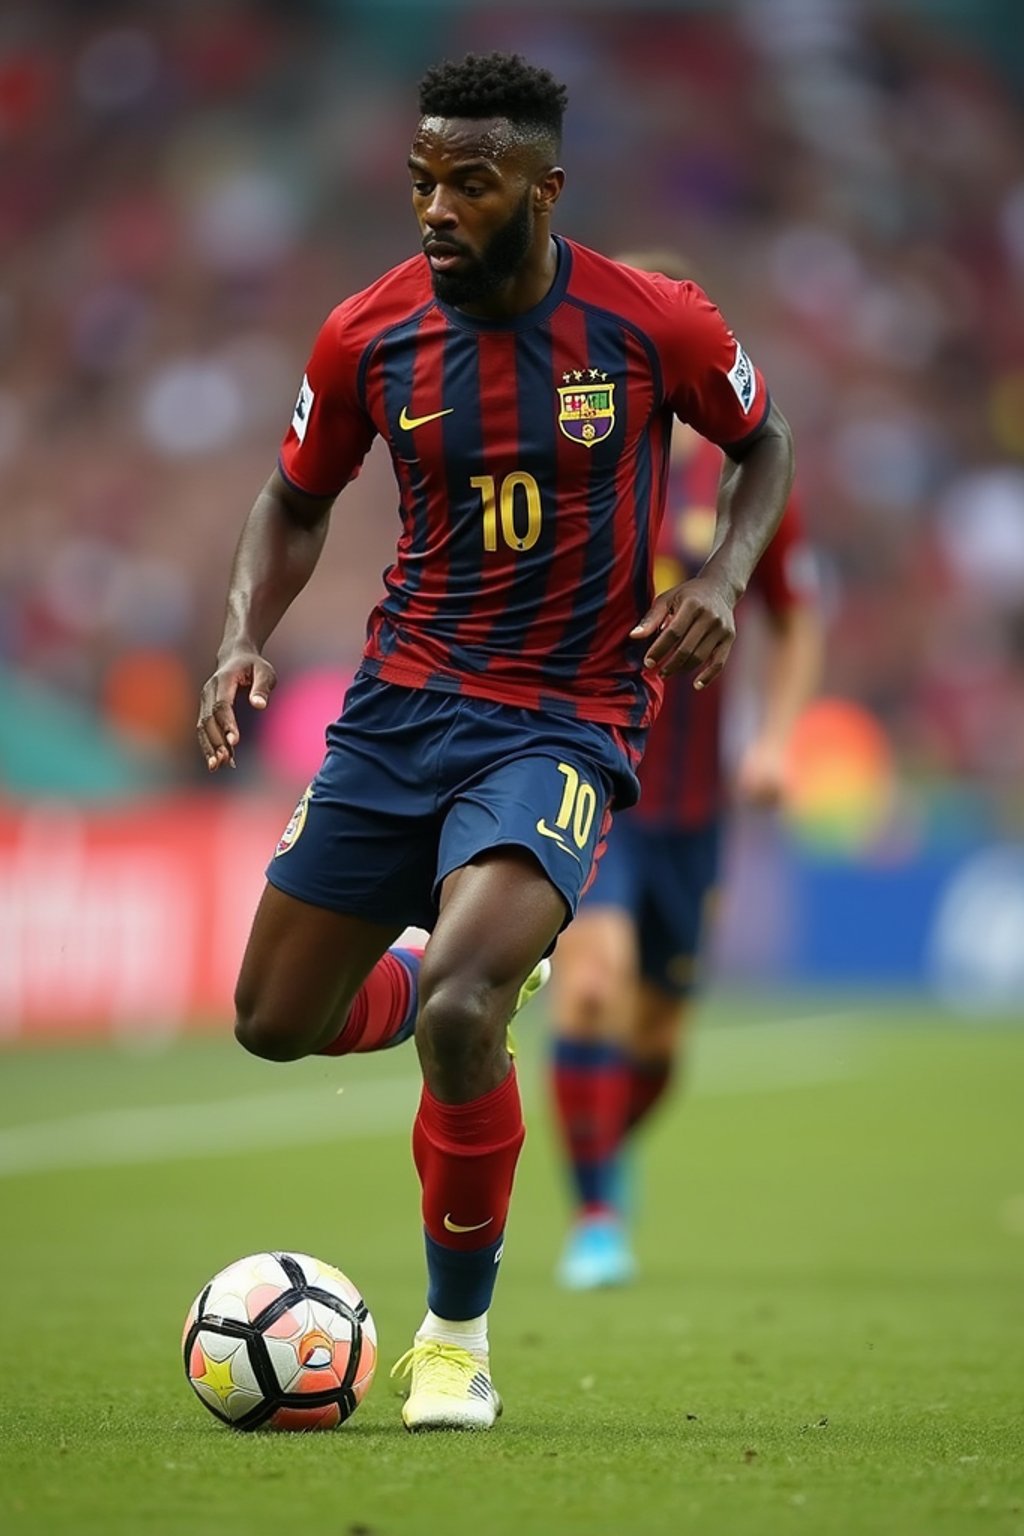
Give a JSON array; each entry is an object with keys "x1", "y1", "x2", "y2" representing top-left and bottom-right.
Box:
[{"x1": 390, "y1": 1340, "x2": 481, "y2": 1392}]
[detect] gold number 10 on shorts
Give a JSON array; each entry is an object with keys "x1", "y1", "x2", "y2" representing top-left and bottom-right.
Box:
[
  {"x1": 470, "y1": 472, "x2": 543, "y2": 552},
  {"x1": 555, "y1": 762, "x2": 597, "y2": 849}
]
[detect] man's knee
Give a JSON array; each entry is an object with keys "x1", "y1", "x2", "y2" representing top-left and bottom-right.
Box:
[
  {"x1": 554, "y1": 947, "x2": 631, "y2": 1037},
  {"x1": 631, "y1": 993, "x2": 691, "y2": 1064},
  {"x1": 233, "y1": 989, "x2": 323, "y2": 1062},
  {"x1": 415, "y1": 973, "x2": 507, "y2": 1076}
]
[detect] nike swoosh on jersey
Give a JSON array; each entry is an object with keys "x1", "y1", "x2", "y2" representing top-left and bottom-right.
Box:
[
  {"x1": 443, "y1": 1213, "x2": 493, "y2": 1234},
  {"x1": 535, "y1": 819, "x2": 582, "y2": 863},
  {"x1": 398, "y1": 405, "x2": 454, "y2": 431}
]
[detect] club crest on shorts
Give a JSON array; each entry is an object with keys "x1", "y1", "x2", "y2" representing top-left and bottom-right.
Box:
[
  {"x1": 558, "y1": 370, "x2": 616, "y2": 446},
  {"x1": 275, "y1": 783, "x2": 313, "y2": 856}
]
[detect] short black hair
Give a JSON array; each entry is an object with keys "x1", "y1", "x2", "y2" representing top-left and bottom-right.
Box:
[{"x1": 418, "y1": 52, "x2": 568, "y2": 149}]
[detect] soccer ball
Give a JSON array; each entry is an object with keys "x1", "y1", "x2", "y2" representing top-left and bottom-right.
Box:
[{"x1": 182, "y1": 1251, "x2": 377, "y2": 1431}]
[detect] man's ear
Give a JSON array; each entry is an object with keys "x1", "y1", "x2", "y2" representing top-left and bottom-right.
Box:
[{"x1": 536, "y1": 166, "x2": 565, "y2": 213}]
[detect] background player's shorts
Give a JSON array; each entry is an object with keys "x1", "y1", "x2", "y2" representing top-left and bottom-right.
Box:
[
  {"x1": 583, "y1": 816, "x2": 722, "y2": 997},
  {"x1": 266, "y1": 674, "x2": 643, "y2": 935}
]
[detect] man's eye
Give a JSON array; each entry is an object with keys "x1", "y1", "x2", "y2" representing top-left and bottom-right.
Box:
[
  {"x1": 462, "y1": 184, "x2": 485, "y2": 198},
  {"x1": 412, "y1": 182, "x2": 433, "y2": 196}
]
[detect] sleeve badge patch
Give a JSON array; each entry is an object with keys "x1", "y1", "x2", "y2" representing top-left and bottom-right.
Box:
[
  {"x1": 726, "y1": 342, "x2": 755, "y2": 415},
  {"x1": 292, "y1": 374, "x2": 314, "y2": 443}
]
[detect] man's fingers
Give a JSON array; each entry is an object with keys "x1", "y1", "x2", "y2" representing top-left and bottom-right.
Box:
[
  {"x1": 197, "y1": 720, "x2": 232, "y2": 772},
  {"x1": 197, "y1": 658, "x2": 276, "y2": 769},
  {"x1": 211, "y1": 694, "x2": 240, "y2": 745},
  {"x1": 630, "y1": 594, "x2": 671, "y2": 640},
  {"x1": 196, "y1": 675, "x2": 239, "y2": 769},
  {"x1": 248, "y1": 661, "x2": 277, "y2": 710},
  {"x1": 638, "y1": 580, "x2": 737, "y2": 679},
  {"x1": 194, "y1": 663, "x2": 276, "y2": 774},
  {"x1": 692, "y1": 639, "x2": 734, "y2": 689},
  {"x1": 643, "y1": 604, "x2": 701, "y2": 671},
  {"x1": 196, "y1": 721, "x2": 217, "y2": 771},
  {"x1": 650, "y1": 619, "x2": 733, "y2": 679}
]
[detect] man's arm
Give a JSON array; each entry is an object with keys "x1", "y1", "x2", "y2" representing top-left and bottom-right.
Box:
[
  {"x1": 711, "y1": 400, "x2": 795, "y2": 602},
  {"x1": 196, "y1": 468, "x2": 336, "y2": 772},
  {"x1": 631, "y1": 399, "x2": 795, "y2": 686}
]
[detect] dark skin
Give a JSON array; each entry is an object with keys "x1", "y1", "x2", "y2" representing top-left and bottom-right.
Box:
[
  {"x1": 631, "y1": 397, "x2": 794, "y2": 685},
  {"x1": 196, "y1": 115, "x2": 793, "y2": 1103},
  {"x1": 410, "y1": 115, "x2": 564, "y2": 319}
]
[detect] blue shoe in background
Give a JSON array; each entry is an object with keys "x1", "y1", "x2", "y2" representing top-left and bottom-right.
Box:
[{"x1": 556, "y1": 1214, "x2": 637, "y2": 1290}]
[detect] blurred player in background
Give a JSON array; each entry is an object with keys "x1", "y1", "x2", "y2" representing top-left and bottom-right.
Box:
[
  {"x1": 196, "y1": 61, "x2": 794, "y2": 1431},
  {"x1": 550, "y1": 250, "x2": 822, "y2": 1290}
]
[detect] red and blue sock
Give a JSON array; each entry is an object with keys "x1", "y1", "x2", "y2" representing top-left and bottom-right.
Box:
[
  {"x1": 551, "y1": 1037, "x2": 631, "y2": 1215},
  {"x1": 318, "y1": 946, "x2": 422, "y2": 1056},
  {"x1": 413, "y1": 1067, "x2": 525, "y2": 1321}
]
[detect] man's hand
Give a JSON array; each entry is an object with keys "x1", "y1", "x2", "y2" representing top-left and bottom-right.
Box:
[
  {"x1": 631, "y1": 575, "x2": 738, "y2": 687},
  {"x1": 196, "y1": 649, "x2": 277, "y2": 771},
  {"x1": 734, "y1": 735, "x2": 788, "y2": 809}
]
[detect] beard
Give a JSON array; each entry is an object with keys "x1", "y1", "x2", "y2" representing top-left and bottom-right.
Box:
[{"x1": 428, "y1": 192, "x2": 534, "y2": 307}]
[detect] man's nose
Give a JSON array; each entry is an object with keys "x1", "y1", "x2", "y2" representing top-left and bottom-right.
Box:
[{"x1": 423, "y1": 190, "x2": 457, "y2": 228}]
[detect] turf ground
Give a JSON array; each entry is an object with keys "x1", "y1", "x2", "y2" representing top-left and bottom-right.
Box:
[{"x1": 1, "y1": 994, "x2": 1021, "y2": 1536}]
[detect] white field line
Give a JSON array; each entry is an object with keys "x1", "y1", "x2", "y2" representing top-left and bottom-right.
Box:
[
  {"x1": 0, "y1": 1012, "x2": 866, "y2": 1179},
  {"x1": 0, "y1": 1079, "x2": 422, "y2": 1179}
]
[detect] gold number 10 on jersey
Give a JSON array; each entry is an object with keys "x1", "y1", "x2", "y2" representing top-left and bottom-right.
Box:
[
  {"x1": 470, "y1": 472, "x2": 543, "y2": 552},
  {"x1": 555, "y1": 762, "x2": 598, "y2": 848}
]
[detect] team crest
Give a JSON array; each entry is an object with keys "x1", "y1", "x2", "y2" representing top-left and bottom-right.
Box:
[
  {"x1": 275, "y1": 783, "x2": 313, "y2": 856},
  {"x1": 558, "y1": 370, "x2": 616, "y2": 447}
]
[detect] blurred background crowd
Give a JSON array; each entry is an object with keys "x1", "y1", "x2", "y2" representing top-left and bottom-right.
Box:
[{"x1": 1, "y1": 0, "x2": 1023, "y2": 1013}]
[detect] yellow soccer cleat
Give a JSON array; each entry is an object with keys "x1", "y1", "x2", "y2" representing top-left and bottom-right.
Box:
[
  {"x1": 507, "y1": 956, "x2": 551, "y2": 1058},
  {"x1": 391, "y1": 1338, "x2": 502, "y2": 1431}
]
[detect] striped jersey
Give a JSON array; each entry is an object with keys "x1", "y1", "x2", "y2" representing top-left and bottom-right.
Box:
[
  {"x1": 278, "y1": 236, "x2": 770, "y2": 730},
  {"x1": 634, "y1": 434, "x2": 815, "y2": 827}
]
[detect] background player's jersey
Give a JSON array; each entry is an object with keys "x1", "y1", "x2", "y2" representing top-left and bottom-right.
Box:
[
  {"x1": 634, "y1": 435, "x2": 815, "y2": 827},
  {"x1": 278, "y1": 237, "x2": 770, "y2": 730}
]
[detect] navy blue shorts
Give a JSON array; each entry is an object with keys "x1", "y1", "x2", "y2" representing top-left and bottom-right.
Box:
[
  {"x1": 583, "y1": 816, "x2": 722, "y2": 996},
  {"x1": 267, "y1": 675, "x2": 643, "y2": 935}
]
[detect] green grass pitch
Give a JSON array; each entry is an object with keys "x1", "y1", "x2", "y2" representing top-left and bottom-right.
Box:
[{"x1": 0, "y1": 995, "x2": 1021, "y2": 1536}]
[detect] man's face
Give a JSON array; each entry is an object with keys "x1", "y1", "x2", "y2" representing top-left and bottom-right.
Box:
[{"x1": 409, "y1": 117, "x2": 539, "y2": 306}]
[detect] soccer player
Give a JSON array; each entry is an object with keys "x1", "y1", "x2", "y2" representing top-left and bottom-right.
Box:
[
  {"x1": 196, "y1": 55, "x2": 794, "y2": 1430},
  {"x1": 550, "y1": 250, "x2": 822, "y2": 1289}
]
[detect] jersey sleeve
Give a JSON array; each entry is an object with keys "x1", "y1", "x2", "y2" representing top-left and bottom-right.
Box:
[
  {"x1": 278, "y1": 304, "x2": 377, "y2": 497},
  {"x1": 660, "y1": 282, "x2": 771, "y2": 453},
  {"x1": 749, "y1": 486, "x2": 819, "y2": 614}
]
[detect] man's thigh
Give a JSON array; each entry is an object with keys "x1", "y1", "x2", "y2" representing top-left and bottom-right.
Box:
[
  {"x1": 437, "y1": 752, "x2": 617, "y2": 938},
  {"x1": 234, "y1": 885, "x2": 404, "y2": 1047},
  {"x1": 428, "y1": 848, "x2": 567, "y2": 1000}
]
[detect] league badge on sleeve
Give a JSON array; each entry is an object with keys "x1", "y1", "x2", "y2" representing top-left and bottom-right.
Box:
[
  {"x1": 726, "y1": 341, "x2": 755, "y2": 414},
  {"x1": 292, "y1": 374, "x2": 315, "y2": 443}
]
